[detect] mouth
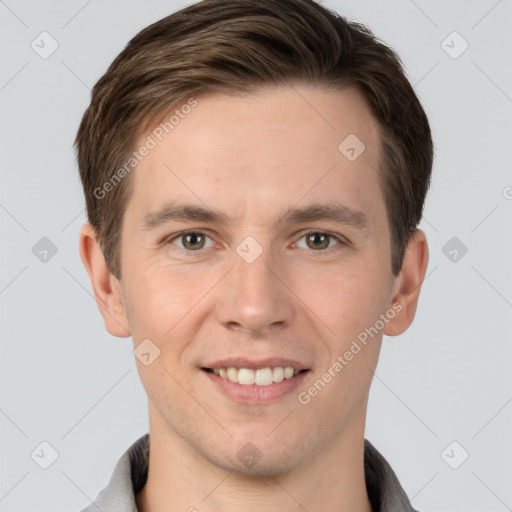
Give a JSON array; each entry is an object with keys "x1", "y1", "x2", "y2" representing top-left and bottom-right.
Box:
[
  {"x1": 200, "y1": 363, "x2": 310, "y2": 404},
  {"x1": 201, "y1": 366, "x2": 309, "y2": 386}
]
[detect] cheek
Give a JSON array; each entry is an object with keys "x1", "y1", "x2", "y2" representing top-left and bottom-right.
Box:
[
  {"x1": 304, "y1": 264, "x2": 386, "y2": 409},
  {"x1": 298, "y1": 257, "x2": 390, "y2": 344},
  {"x1": 125, "y1": 265, "x2": 204, "y2": 396},
  {"x1": 124, "y1": 259, "x2": 209, "y2": 336}
]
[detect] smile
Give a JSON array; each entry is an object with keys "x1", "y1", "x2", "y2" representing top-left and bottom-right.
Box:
[
  {"x1": 202, "y1": 366, "x2": 307, "y2": 386},
  {"x1": 201, "y1": 366, "x2": 310, "y2": 404}
]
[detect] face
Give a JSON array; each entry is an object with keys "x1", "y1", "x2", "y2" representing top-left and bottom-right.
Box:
[{"x1": 97, "y1": 84, "x2": 411, "y2": 474}]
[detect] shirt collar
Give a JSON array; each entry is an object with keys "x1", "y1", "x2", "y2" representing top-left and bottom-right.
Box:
[{"x1": 80, "y1": 433, "x2": 419, "y2": 512}]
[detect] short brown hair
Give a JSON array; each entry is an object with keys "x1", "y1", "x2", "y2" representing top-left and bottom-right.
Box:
[{"x1": 75, "y1": 0, "x2": 433, "y2": 279}]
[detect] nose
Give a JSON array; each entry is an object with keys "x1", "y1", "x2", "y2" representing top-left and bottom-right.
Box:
[{"x1": 215, "y1": 241, "x2": 296, "y2": 336}]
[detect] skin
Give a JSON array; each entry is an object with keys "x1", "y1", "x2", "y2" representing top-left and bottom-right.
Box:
[{"x1": 79, "y1": 83, "x2": 429, "y2": 512}]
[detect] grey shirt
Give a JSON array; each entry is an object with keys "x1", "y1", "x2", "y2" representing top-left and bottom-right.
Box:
[{"x1": 80, "y1": 433, "x2": 419, "y2": 512}]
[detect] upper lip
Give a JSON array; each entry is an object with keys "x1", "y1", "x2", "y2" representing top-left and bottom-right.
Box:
[{"x1": 202, "y1": 357, "x2": 310, "y2": 370}]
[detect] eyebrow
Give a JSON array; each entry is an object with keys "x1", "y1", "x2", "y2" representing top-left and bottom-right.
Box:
[{"x1": 141, "y1": 202, "x2": 369, "y2": 232}]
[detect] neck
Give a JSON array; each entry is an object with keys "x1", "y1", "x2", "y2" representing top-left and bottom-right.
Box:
[{"x1": 136, "y1": 406, "x2": 372, "y2": 512}]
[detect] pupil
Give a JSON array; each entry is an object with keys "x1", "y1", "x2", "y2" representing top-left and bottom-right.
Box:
[
  {"x1": 309, "y1": 233, "x2": 328, "y2": 249},
  {"x1": 185, "y1": 233, "x2": 203, "y2": 249}
]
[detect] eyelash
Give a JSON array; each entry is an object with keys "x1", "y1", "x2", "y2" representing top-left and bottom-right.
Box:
[{"x1": 164, "y1": 230, "x2": 347, "y2": 257}]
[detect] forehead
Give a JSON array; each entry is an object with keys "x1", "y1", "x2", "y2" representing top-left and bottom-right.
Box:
[{"x1": 124, "y1": 84, "x2": 385, "y2": 232}]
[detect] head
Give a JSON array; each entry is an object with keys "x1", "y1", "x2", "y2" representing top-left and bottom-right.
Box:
[{"x1": 77, "y1": 0, "x2": 432, "y2": 476}]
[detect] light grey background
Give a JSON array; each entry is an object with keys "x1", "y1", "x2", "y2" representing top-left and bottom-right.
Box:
[{"x1": 1, "y1": 1, "x2": 511, "y2": 511}]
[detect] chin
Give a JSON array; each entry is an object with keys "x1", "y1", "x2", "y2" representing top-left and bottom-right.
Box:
[{"x1": 201, "y1": 434, "x2": 305, "y2": 477}]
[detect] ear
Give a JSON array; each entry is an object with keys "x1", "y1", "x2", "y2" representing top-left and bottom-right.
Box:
[
  {"x1": 78, "y1": 222, "x2": 131, "y2": 338},
  {"x1": 384, "y1": 229, "x2": 429, "y2": 337}
]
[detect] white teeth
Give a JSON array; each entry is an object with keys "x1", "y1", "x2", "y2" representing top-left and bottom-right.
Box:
[
  {"x1": 272, "y1": 367, "x2": 284, "y2": 383},
  {"x1": 238, "y1": 368, "x2": 255, "y2": 385},
  {"x1": 212, "y1": 366, "x2": 303, "y2": 386},
  {"x1": 227, "y1": 367, "x2": 238, "y2": 383},
  {"x1": 284, "y1": 367, "x2": 295, "y2": 379},
  {"x1": 255, "y1": 367, "x2": 273, "y2": 386}
]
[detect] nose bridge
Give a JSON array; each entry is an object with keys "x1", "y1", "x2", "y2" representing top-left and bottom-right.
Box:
[
  {"x1": 215, "y1": 234, "x2": 294, "y2": 332},
  {"x1": 234, "y1": 235, "x2": 277, "y2": 294}
]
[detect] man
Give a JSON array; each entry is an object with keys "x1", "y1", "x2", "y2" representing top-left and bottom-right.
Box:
[{"x1": 76, "y1": 0, "x2": 432, "y2": 510}]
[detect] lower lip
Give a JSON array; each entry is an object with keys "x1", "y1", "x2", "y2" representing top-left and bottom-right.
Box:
[{"x1": 202, "y1": 369, "x2": 309, "y2": 404}]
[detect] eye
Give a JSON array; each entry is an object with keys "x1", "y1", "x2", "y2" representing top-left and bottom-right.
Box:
[
  {"x1": 165, "y1": 230, "x2": 347, "y2": 256},
  {"x1": 295, "y1": 231, "x2": 345, "y2": 254},
  {"x1": 167, "y1": 231, "x2": 215, "y2": 253}
]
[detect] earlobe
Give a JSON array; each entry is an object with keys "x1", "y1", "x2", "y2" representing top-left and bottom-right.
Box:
[
  {"x1": 383, "y1": 229, "x2": 429, "y2": 337},
  {"x1": 78, "y1": 222, "x2": 131, "y2": 338}
]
